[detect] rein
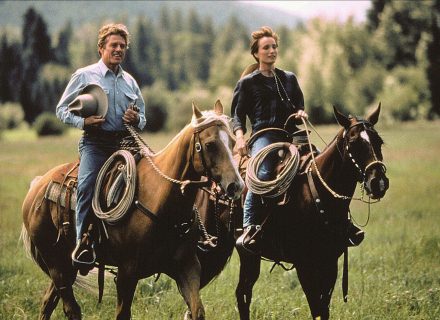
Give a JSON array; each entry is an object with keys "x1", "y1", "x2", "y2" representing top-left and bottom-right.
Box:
[{"x1": 196, "y1": 186, "x2": 236, "y2": 251}]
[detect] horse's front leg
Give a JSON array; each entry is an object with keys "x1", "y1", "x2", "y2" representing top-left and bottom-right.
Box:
[
  {"x1": 115, "y1": 263, "x2": 139, "y2": 320},
  {"x1": 175, "y1": 251, "x2": 205, "y2": 320},
  {"x1": 39, "y1": 281, "x2": 60, "y2": 320},
  {"x1": 235, "y1": 251, "x2": 261, "y2": 320},
  {"x1": 296, "y1": 259, "x2": 338, "y2": 320}
]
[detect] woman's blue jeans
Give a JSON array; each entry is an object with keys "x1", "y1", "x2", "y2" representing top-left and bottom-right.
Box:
[
  {"x1": 75, "y1": 136, "x2": 119, "y2": 240},
  {"x1": 243, "y1": 131, "x2": 285, "y2": 227}
]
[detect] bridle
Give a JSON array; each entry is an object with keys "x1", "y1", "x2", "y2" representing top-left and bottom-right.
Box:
[
  {"x1": 339, "y1": 120, "x2": 387, "y2": 185},
  {"x1": 303, "y1": 118, "x2": 386, "y2": 202},
  {"x1": 138, "y1": 120, "x2": 232, "y2": 194},
  {"x1": 190, "y1": 121, "x2": 228, "y2": 182}
]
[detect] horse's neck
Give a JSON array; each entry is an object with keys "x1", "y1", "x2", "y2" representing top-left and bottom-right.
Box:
[
  {"x1": 137, "y1": 128, "x2": 198, "y2": 214},
  {"x1": 314, "y1": 132, "x2": 358, "y2": 198},
  {"x1": 155, "y1": 129, "x2": 195, "y2": 180}
]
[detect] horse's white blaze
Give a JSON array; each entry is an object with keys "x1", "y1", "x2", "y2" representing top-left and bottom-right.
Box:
[
  {"x1": 219, "y1": 130, "x2": 242, "y2": 178},
  {"x1": 379, "y1": 178, "x2": 386, "y2": 192},
  {"x1": 360, "y1": 130, "x2": 370, "y2": 143}
]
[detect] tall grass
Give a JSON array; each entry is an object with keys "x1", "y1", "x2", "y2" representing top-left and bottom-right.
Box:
[{"x1": 0, "y1": 121, "x2": 439, "y2": 319}]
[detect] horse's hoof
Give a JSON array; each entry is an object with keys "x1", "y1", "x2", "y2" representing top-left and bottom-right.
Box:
[{"x1": 183, "y1": 310, "x2": 192, "y2": 320}]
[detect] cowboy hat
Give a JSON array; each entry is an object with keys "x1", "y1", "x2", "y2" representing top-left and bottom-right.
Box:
[{"x1": 68, "y1": 84, "x2": 108, "y2": 118}]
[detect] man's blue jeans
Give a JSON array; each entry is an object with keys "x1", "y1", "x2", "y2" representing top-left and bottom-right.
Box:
[
  {"x1": 243, "y1": 131, "x2": 286, "y2": 227},
  {"x1": 75, "y1": 136, "x2": 119, "y2": 241}
]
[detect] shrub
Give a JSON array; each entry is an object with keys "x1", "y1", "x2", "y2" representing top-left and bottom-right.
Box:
[
  {"x1": 145, "y1": 105, "x2": 167, "y2": 132},
  {"x1": 33, "y1": 112, "x2": 67, "y2": 136},
  {"x1": 141, "y1": 82, "x2": 171, "y2": 132},
  {"x1": 0, "y1": 102, "x2": 24, "y2": 129}
]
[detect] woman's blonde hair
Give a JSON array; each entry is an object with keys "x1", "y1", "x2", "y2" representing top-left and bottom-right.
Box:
[
  {"x1": 97, "y1": 23, "x2": 130, "y2": 55},
  {"x1": 250, "y1": 26, "x2": 279, "y2": 62}
]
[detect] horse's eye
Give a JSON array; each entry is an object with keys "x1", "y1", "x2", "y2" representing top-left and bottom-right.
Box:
[
  {"x1": 348, "y1": 139, "x2": 362, "y2": 151},
  {"x1": 205, "y1": 142, "x2": 217, "y2": 152}
]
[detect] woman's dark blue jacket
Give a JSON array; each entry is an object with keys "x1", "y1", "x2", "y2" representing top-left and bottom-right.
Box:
[{"x1": 231, "y1": 68, "x2": 304, "y2": 135}]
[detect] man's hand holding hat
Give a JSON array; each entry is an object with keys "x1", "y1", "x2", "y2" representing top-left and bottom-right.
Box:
[{"x1": 84, "y1": 115, "x2": 105, "y2": 128}]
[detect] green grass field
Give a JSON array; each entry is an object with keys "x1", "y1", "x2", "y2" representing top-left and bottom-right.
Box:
[{"x1": 1, "y1": 120, "x2": 439, "y2": 319}]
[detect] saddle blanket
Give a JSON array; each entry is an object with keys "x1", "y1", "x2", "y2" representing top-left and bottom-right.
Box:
[{"x1": 44, "y1": 180, "x2": 77, "y2": 211}]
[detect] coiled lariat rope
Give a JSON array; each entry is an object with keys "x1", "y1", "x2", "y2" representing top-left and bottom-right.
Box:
[
  {"x1": 92, "y1": 149, "x2": 137, "y2": 224},
  {"x1": 246, "y1": 142, "x2": 300, "y2": 198},
  {"x1": 92, "y1": 124, "x2": 151, "y2": 224}
]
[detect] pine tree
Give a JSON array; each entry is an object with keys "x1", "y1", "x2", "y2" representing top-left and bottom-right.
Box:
[
  {"x1": 427, "y1": 0, "x2": 440, "y2": 118},
  {"x1": 20, "y1": 7, "x2": 53, "y2": 123},
  {"x1": 54, "y1": 21, "x2": 72, "y2": 66},
  {"x1": 0, "y1": 35, "x2": 12, "y2": 102}
]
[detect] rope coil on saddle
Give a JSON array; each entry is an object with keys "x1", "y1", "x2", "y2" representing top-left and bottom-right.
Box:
[
  {"x1": 92, "y1": 150, "x2": 137, "y2": 224},
  {"x1": 246, "y1": 142, "x2": 300, "y2": 198}
]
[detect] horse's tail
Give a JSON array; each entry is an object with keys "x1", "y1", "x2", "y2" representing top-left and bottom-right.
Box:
[
  {"x1": 20, "y1": 224, "x2": 38, "y2": 264},
  {"x1": 20, "y1": 224, "x2": 100, "y2": 293}
]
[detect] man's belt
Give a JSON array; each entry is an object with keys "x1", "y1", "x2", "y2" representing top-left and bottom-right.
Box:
[{"x1": 84, "y1": 129, "x2": 130, "y2": 141}]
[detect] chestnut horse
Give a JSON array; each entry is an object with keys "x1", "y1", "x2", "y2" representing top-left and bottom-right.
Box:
[
  {"x1": 194, "y1": 105, "x2": 389, "y2": 319},
  {"x1": 21, "y1": 101, "x2": 244, "y2": 320}
]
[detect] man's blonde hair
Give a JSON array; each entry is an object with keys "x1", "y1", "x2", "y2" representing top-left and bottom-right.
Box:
[{"x1": 97, "y1": 23, "x2": 130, "y2": 54}]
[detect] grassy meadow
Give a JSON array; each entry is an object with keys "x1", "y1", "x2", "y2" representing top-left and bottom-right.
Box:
[{"x1": 1, "y1": 120, "x2": 439, "y2": 319}]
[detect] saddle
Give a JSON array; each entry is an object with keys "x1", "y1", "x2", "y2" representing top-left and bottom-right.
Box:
[{"x1": 44, "y1": 153, "x2": 136, "y2": 239}]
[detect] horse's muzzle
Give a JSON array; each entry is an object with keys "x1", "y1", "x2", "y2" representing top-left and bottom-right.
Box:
[
  {"x1": 365, "y1": 164, "x2": 389, "y2": 199},
  {"x1": 226, "y1": 181, "x2": 244, "y2": 200}
]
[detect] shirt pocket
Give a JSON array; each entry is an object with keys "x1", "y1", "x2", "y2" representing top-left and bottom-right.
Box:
[{"x1": 124, "y1": 92, "x2": 138, "y2": 105}]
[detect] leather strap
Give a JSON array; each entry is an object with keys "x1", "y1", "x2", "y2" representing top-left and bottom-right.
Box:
[
  {"x1": 56, "y1": 162, "x2": 79, "y2": 241},
  {"x1": 343, "y1": 248, "x2": 348, "y2": 302},
  {"x1": 307, "y1": 169, "x2": 329, "y2": 225},
  {"x1": 134, "y1": 200, "x2": 160, "y2": 223}
]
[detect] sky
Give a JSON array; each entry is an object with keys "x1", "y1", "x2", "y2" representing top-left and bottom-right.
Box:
[{"x1": 244, "y1": 1, "x2": 371, "y2": 22}]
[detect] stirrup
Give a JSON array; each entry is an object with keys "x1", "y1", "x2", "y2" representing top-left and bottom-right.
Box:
[
  {"x1": 71, "y1": 241, "x2": 96, "y2": 266},
  {"x1": 347, "y1": 225, "x2": 365, "y2": 247},
  {"x1": 236, "y1": 225, "x2": 262, "y2": 255}
]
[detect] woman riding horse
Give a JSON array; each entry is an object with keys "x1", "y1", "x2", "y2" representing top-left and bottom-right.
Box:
[{"x1": 194, "y1": 105, "x2": 389, "y2": 320}]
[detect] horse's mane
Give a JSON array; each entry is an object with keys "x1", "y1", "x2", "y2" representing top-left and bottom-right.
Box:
[
  {"x1": 154, "y1": 110, "x2": 234, "y2": 156},
  {"x1": 318, "y1": 128, "x2": 344, "y2": 154},
  {"x1": 191, "y1": 110, "x2": 232, "y2": 133}
]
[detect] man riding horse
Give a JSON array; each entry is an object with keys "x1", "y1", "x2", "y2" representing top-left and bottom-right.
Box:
[{"x1": 55, "y1": 23, "x2": 145, "y2": 268}]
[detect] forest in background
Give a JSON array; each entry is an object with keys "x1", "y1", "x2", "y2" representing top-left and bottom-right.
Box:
[{"x1": 0, "y1": 0, "x2": 439, "y2": 134}]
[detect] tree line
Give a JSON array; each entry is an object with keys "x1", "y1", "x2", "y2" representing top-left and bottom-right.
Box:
[{"x1": 0, "y1": 0, "x2": 439, "y2": 133}]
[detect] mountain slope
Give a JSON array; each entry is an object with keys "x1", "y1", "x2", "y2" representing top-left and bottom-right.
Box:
[{"x1": 0, "y1": 1, "x2": 301, "y2": 35}]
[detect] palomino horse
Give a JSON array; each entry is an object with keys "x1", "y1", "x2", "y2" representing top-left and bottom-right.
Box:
[
  {"x1": 194, "y1": 105, "x2": 389, "y2": 319},
  {"x1": 21, "y1": 101, "x2": 244, "y2": 320}
]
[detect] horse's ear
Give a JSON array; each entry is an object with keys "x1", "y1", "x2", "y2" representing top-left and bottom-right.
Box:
[
  {"x1": 366, "y1": 102, "x2": 381, "y2": 125},
  {"x1": 214, "y1": 99, "x2": 223, "y2": 115},
  {"x1": 192, "y1": 101, "x2": 203, "y2": 120},
  {"x1": 333, "y1": 105, "x2": 350, "y2": 128}
]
